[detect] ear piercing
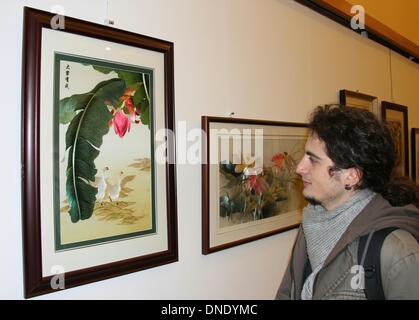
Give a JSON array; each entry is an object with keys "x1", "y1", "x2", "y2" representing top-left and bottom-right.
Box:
[{"x1": 344, "y1": 184, "x2": 352, "y2": 190}]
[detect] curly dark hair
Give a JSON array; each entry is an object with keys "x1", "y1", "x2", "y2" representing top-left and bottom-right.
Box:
[{"x1": 308, "y1": 105, "x2": 418, "y2": 207}]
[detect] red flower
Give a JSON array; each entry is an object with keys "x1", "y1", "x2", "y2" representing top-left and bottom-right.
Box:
[
  {"x1": 125, "y1": 97, "x2": 133, "y2": 110},
  {"x1": 119, "y1": 88, "x2": 135, "y2": 102},
  {"x1": 253, "y1": 182, "x2": 263, "y2": 195},
  {"x1": 247, "y1": 175, "x2": 267, "y2": 195},
  {"x1": 124, "y1": 98, "x2": 136, "y2": 123},
  {"x1": 124, "y1": 88, "x2": 135, "y2": 96},
  {"x1": 248, "y1": 175, "x2": 257, "y2": 190},
  {"x1": 112, "y1": 110, "x2": 131, "y2": 137},
  {"x1": 117, "y1": 88, "x2": 137, "y2": 124},
  {"x1": 272, "y1": 153, "x2": 285, "y2": 169}
]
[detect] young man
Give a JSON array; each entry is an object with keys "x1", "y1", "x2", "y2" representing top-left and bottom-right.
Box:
[{"x1": 276, "y1": 106, "x2": 419, "y2": 300}]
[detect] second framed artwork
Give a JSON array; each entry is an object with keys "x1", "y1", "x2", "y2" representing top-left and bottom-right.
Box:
[
  {"x1": 381, "y1": 101, "x2": 409, "y2": 177},
  {"x1": 202, "y1": 116, "x2": 309, "y2": 254}
]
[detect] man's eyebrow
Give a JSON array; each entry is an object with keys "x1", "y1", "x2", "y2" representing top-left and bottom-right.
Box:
[{"x1": 306, "y1": 151, "x2": 322, "y2": 160}]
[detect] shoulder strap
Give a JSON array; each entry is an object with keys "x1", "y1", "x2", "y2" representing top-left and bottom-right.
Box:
[
  {"x1": 357, "y1": 227, "x2": 398, "y2": 300},
  {"x1": 303, "y1": 259, "x2": 312, "y2": 284}
]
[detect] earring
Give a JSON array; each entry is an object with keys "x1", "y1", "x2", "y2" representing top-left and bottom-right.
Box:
[{"x1": 344, "y1": 184, "x2": 352, "y2": 190}]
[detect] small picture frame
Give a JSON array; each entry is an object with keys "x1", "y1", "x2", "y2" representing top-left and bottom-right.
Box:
[
  {"x1": 412, "y1": 128, "x2": 419, "y2": 184},
  {"x1": 381, "y1": 101, "x2": 409, "y2": 178},
  {"x1": 339, "y1": 89, "x2": 379, "y2": 116},
  {"x1": 201, "y1": 116, "x2": 309, "y2": 254}
]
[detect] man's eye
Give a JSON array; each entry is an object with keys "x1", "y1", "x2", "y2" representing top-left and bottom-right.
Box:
[{"x1": 309, "y1": 156, "x2": 317, "y2": 163}]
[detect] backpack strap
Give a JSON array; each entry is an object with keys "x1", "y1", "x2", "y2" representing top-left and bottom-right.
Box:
[
  {"x1": 303, "y1": 259, "x2": 313, "y2": 284},
  {"x1": 357, "y1": 227, "x2": 398, "y2": 300}
]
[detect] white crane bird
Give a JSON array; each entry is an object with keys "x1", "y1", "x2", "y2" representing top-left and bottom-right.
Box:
[
  {"x1": 108, "y1": 171, "x2": 124, "y2": 203},
  {"x1": 92, "y1": 166, "x2": 109, "y2": 204}
]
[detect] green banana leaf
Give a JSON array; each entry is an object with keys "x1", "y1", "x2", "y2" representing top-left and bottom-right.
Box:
[
  {"x1": 59, "y1": 93, "x2": 92, "y2": 124},
  {"x1": 130, "y1": 78, "x2": 151, "y2": 128},
  {"x1": 59, "y1": 78, "x2": 124, "y2": 124},
  {"x1": 91, "y1": 65, "x2": 114, "y2": 74},
  {"x1": 64, "y1": 78, "x2": 125, "y2": 223}
]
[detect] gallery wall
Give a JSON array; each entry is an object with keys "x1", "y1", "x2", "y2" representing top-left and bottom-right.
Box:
[{"x1": 1, "y1": 0, "x2": 418, "y2": 299}]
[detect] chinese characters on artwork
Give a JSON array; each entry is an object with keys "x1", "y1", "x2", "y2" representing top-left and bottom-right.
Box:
[{"x1": 65, "y1": 64, "x2": 70, "y2": 89}]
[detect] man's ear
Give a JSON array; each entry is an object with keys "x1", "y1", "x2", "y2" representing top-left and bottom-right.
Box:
[{"x1": 344, "y1": 167, "x2": 363, "y2": 187}]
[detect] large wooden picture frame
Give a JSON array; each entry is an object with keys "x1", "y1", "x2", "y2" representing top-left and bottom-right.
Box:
[
  {"x1": 202, "y1": 116, "x2": 308, "y2": 254},
  {"x1": 381, "y1": 101, "x2": 409, "y2": 178},
  {"x1": 21, "y1": 7, "x2": 177, "y2": 298}
]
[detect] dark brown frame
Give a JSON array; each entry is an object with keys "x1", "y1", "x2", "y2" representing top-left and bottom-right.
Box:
[
  {"x1": 339, "y1": 89, "x2": 378, "y2": 114},
  {"x1": 202, "y1": 116, "x2": 308, "y2": 254},
  {"x1": 381, "y1": 101, "x2": 409, "y2": 178},
  {"x1": 412, "y1": 128, "x2": 419, "y2": 184},
  {"x1": 21, "y1": 7, "x2": 177, "y2": 298}
]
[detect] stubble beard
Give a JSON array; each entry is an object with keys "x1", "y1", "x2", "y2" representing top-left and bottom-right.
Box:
[
  {"x1": 302, "y1": 187, "x2": 323, "y2": 206},
  {"x1": 304, "y1": 196, "x2": 322, "y2": 206}
]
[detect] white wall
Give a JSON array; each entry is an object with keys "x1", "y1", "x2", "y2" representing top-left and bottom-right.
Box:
[{"x1": 1, "y1": 0, "x2": 418, "y2": 299}]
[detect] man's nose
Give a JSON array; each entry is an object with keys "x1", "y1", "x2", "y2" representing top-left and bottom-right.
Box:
[{"x1": 296, "y1": 157, "x2": 307, "y2": 176}]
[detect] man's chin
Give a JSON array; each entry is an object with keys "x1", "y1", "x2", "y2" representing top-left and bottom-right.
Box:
[{"x1": 304, "y1": 196, "x2": 322, "y2": 206}]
